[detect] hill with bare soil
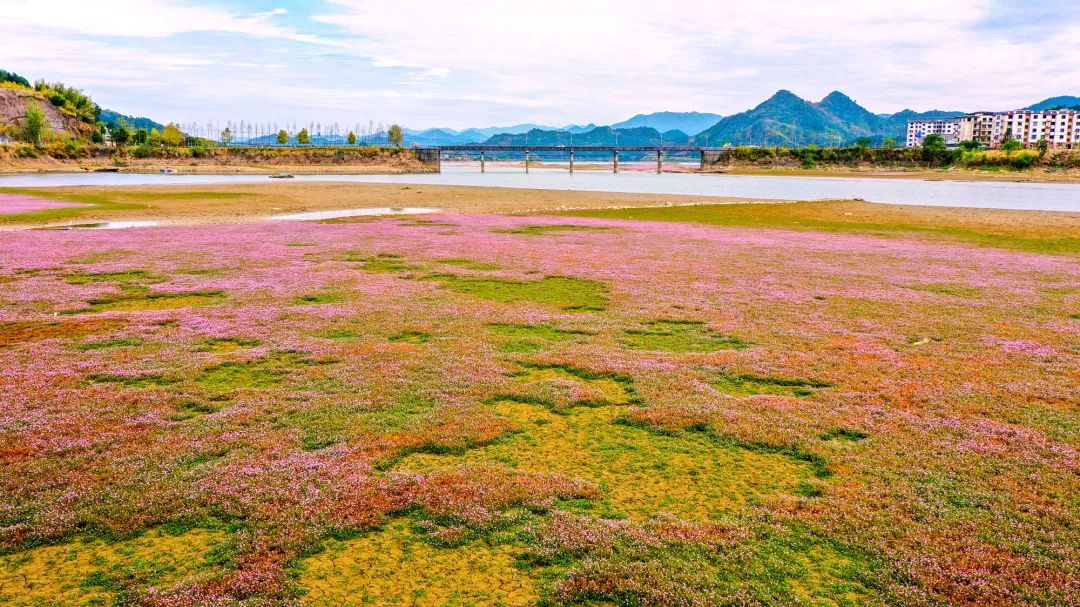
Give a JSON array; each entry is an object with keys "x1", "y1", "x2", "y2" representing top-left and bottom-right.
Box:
[{"x1": 0, "y1": 86, "x2": 86, "y2": 137}]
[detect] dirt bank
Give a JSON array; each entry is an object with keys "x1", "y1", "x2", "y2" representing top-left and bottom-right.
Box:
[
  {"x1": 0, "y1": 182, "x2": 774, "y2": 228},
  {"x1": 0, "y1": 146, "x2": 437, "y2": 175}
]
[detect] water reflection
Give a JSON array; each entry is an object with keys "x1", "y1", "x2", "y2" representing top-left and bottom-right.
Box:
[
  {"x1": 0, "y1": 167, "x2": 1077, "y2": 212},
  {"x1": 269, "y1": 207, "x2": 440, "y2": 221}
]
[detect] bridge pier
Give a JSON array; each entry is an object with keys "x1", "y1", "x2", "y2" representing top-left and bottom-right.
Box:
[
  {"x1": 569, "y1": 150, "x2": 574, "y2": 173},
  {"x1": 657, "y1": 150, "x2": 663, "y2": 174},
  {"x1": 480, "y1": 150, "x2": 485, "y2": 173},
  {"x1": 525, "y1": 150, "x2": 530, "y2": 173},
  {"x1": 613, "y1": 150, "x2": 619, "y2": 173}
]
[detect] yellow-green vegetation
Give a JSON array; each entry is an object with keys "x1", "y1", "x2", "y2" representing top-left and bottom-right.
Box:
[
  {"x1": 350, "y1": 252, "x2": 422, "y2": 273},
  {"x1": 427, "y1": 275, "x2": 609, "y2": 311},
  {"x1": 0, "y1": 318, "x2": 126, "y2": 347},
  {"x1": 906, "y1": 283, "x2": 982, "y2": 297},
  {"x1": 293, "y1": 291, "x2": 344, "y2": 305},
  {"x1": 388, "y1": 330, "x2": 434, "y2": 344},
  {"x1": 352, "y1": 252, "x2": 610, "y2": 311},
  {"x1": 66, "y1": 290, "x2": 226, "y2": 314},
  {"x1": 76, "y1": 337, "x2": 142, "y2": 351},
  {"x1": 710, "y1": 371, "x2": 832, "y2": 398},
  {"x1": 0, "y1": 188, "x2": 248, "y2": 225},
  {"x1": 559, "y1": 200, "x2": 1080, "y2": 255},
  {"x1": 298, "y1": 522, "x2": 537, "y2": 607},
  {"x1": 622, "y1": 319, "x2": 748, "y2": 352},
  {"x1": 0, "y1": 529, "x2": 223, "y2": 606},
  {"x1": 63, "y1": 269, "x2": 160, "y2": 285},
  {"x1": 196, "y1": 350, "x2": 317, "y2": 392},
  {"x1": 398, "y1": 365, "x2": 811, "y2": 520},
  {"x1": 437, "y1": 258, "x2": 502, "y2": 271},
  {"x1": 195, "y1": 337, "x2": 260, "y2": 353},
  {"x1": 87, "y1": 372, "x2": 177, "y2": 389},
  {"x1": 494, "y1": 224, "x2": 616, "y2": 236},
  {"x1": 487, "y1": 323, "x2": 593, "y2": 353}
]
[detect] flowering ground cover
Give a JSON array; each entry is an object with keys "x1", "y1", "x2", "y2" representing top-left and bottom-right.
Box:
[
  {"x1": 0, "y1": 193, "x2": 85, "y2": 216},
  {"x1": 0, "y1": 202, "x2": 1077, "y2": 607}
]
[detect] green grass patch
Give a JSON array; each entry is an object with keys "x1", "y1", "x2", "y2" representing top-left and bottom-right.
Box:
[
  {"x1": 427, "y1": 274, "x2": 608, "y2": 311},
  {"x1": 170, "y1": 399, "x2": 225, "y2": 421},
  {"x1": 387, "y1": 330, "x2": 433, "y2": 344},
  {"x1": 195, "y1": 337, "x2": 260, "y2": 353},
  {"x1": 496, "y1": 340, "x2": 543, "y2": 353},
  {"x1": 64, "y1": 270, "x2": 158, "y2": 285},
  {"x1": 0, "y1": 189, "x2": 244, "y2": 225},
  {"x1": 316, "y1": 328, "x2": 363, "y2": 340},
  {"x1": 709, "y1": 371, "x2": 831, "y2": 398},
  {"x1": 487, "y1": 323, "x2": 592, "y2": 341},
  {"x1": 77, "y1": 337, "x2": 142, "y2": 351},
  {"x1": 436, "y1": 258, "x2": 501, "y2": 271},
  {"x1": 906, "y1": 283, "x2": 982, "y2": 297},
  {"x1": 348, "y1": 252, "x2": 421, "y2": 273},
  {"x1": 195, "y1": 351, "x2": 316, "y2": 392},
  {"x1": 66, "y1": 290, "x2": 225, "y2": 314},
  {"x1": 363, "y1": 394, "x2": 440, "y2": 432},
  {"x1": 87, "y1": 373, "x2": 177, "y2": 389},
  {"x1": 488, "y1": 323, "x2": 593, "y2": 354},
  {"x1": 0, "y1": 188, "x2": 147, "y2": 224},
  {"x1": 558, "y1": 201, "x2": 1080, "y2": 255},
  {"x1": 622, "y1": 319, "x2": 748, "y2": 352},
  {"x1": 822, "y1": 428, "x2": 869, "y2": 442},
  {"x1": 493, "y1": 224, "x2": 614, "y2": 236},
  {"x1": 292, "y1": 291, "x2": 343, "y2": 305},
  {"x1": 508, "y1": 362, "x2": 641, "y2": 409}
]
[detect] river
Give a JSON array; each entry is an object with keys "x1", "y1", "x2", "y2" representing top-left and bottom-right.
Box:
[{"x1": 1, "y1": 166, "x2": 1077, "y2": 212}]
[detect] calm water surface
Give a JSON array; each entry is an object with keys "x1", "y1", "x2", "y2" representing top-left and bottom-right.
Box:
[{"x1": 1, "y1": 166, "x2": 1078, "y2": 212}]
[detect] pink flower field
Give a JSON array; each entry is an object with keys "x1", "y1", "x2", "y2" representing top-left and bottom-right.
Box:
[
  {"x1": 0, "y1": 193, "x2": 84, "y2": 215},
  {"x1": 0, "y1": 209, "x2": 1076, "y2": 606}
]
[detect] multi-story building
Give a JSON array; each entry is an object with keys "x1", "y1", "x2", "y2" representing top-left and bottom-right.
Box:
[
  {"x1": 906, "y1": 118, "x2": 960, "y2": 147},
  {"x1": 954, "y1": 109, "x2": 1079, "y2": 149}
]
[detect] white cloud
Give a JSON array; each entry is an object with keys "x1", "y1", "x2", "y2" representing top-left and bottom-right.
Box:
[
  {"x1": 311, "y1": 0, "x2": 1080, "y2": 121},
  {"x1": 0, "y1": 0, "x2": 1077, "y2": 127},
  {"x1": 0, "y1": 0, "x2": 323, "y2": 43}
]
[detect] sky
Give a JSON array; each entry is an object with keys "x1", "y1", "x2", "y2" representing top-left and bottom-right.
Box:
[{"x1": 1, "y1": 0, "x2": 1078, "y2": 131}]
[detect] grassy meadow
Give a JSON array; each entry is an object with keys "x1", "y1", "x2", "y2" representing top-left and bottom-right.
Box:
[{"x1": 0, "y1": 187, "x2": 1077, "y2": 607}]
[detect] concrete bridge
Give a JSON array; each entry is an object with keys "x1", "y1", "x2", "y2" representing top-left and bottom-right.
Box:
[{"x1": 426, "y1": 145, "x2": 714, "y2": 173}]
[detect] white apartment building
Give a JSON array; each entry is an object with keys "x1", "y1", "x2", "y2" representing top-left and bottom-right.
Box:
[
  {"x1": 906, "y1": 119, "x2": 960, "y2": 147},
  {"x1": 954, "y1": 109, "x2": 1079, "y2": 149}
]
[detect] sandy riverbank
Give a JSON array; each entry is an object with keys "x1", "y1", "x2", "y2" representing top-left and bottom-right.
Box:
[
  {"x1": 0, "y1": 181, "x2": 777, "y2": 228},
  {"x1": 2, "y1": 181, "x2": 1077, "y2": 246}
]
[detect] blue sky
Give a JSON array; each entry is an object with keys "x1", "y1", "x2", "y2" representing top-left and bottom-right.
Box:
[{"x1": 0, "y1": 0, "x2": 1077, "y2": 130}]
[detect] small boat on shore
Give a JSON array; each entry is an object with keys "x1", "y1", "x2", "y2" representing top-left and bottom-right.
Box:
[
  {"x1": 161, "y1": 167, "x2": 176, "y2": 174},
  {"x1": 94, "y1": 167, "x2": 121, "y2": 173},
  {"x1": 269, "y1": 173, "x2": 295, "y2": 179}
]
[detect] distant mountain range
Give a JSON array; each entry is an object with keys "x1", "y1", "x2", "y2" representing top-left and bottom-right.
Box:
[
  {"x1": 1024, "y1": 96, "x2": 1080, "y2": 111},
  {"x1": 402, "y1": 112, "x2": 722, "y2": 146},
  {"x1": 403, "y1": 124, "x2": 561, "y2": 146},
  {"x1": 611, "y1": 112, "x2": 724, "y2": 134},
  {"x1": 404, "y1": 94, "x2": 1074, "y2": 149},
  {"x1": 690, "y1": 90, "x2": 962, "y2": 147},
  {"x1": 101, "y1": 92, "x2": 1075, "y2": 149},
  {"x1": 483, "y1": 126, "x2": 690, "y2": 148}
]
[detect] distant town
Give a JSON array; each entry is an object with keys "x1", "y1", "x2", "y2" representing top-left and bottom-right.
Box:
[{"x1": 907, "y1": 108, "x2": 1079, "y2": 149}]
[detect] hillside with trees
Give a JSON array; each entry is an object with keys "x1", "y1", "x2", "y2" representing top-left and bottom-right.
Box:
[
  {"x1": 692, "y1": 90, "x2": 965, "y2": 147},
  {"x1": 484, "y1": 126, "x2": 689, "y2": 147}
]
